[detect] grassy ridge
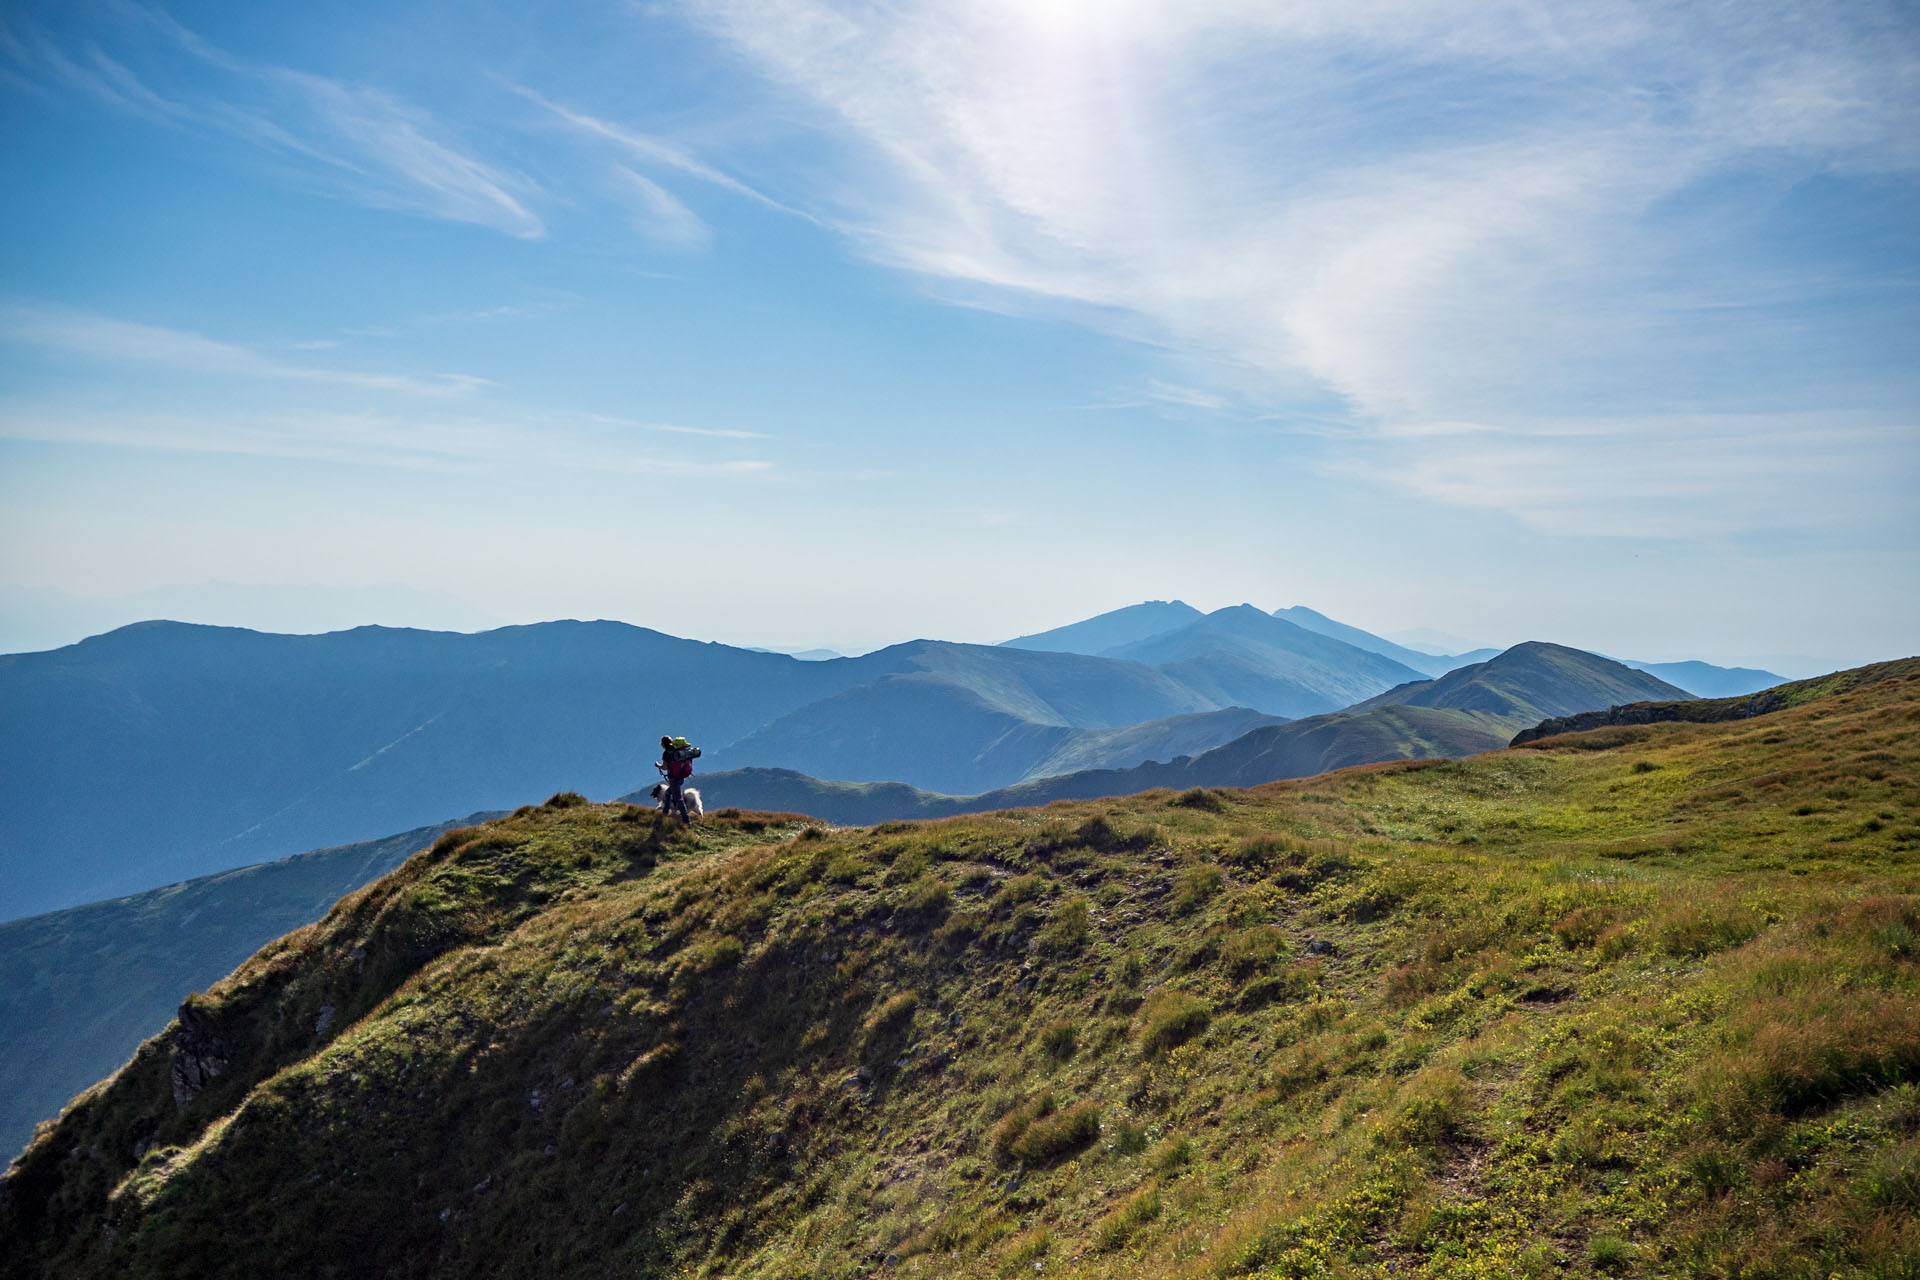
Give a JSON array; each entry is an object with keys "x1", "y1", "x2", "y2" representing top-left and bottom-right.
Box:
[
  {"x1": 5, "y1": 662, "x2": 1917, "y2": 1279},
  {"x1": 1511, "y1": 657, "x2": 1918, "y2": 745},
  {"x1": 0, "y1": 813, "x2": 504, "y2": 1162}
]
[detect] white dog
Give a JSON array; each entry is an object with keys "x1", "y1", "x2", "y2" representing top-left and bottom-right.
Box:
[{"x1": 650, "y1": 782, "x2": 703, "y2": 820}]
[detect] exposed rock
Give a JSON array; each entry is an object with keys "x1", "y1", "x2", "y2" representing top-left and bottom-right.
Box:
[
  {"x1": 314, "y1": 1005, "x2": 335, "y2": 1036},
  {"x1": 1510, "y1": 689, "x2": 1794, "y2": 746},
  {"x1": 168, "y1": 1000, "x2": 229, "y2": 1110}
]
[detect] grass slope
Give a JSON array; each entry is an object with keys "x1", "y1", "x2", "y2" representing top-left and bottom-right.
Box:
[
  {"x1": 7, "y1": 662, "x2": 1918, "y2": 1279},
  {"x1": 1, "y1": 621, "x2": 1249, "y2": 920},
  {"x1": 0, "y1": 814, "x2": 500, "y2": 1164},
  {"x1": 1022, "y1": 709, "x2": 1290, "y2": 781},
  {"x1": 0, "y1": 619, "x2": 872, "y2": 919},
  {"x1": 1351, "y1": 644, "x2": 1692, "y2": 724},
  {"x1": 1510, "y1": 660, "x2": 1916, "y2": 746}
]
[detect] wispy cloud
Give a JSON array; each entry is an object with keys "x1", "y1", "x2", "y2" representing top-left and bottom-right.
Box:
[
  {"x1": 680, "y1": 0, "x2": 1920, "y2": 533},
  {"x1": 514, "y1": 83, "x2": 811, "y2": 220},
  {"x1": 608, "y1": 165, "x2": 710, "y2": 247},
  {"x1": 1338, "y1": 411, "x2": 1919, "y2": 538},
  {"x1": 579, "y1": 412, "x2": 770, "y2": 442},
  {"x1": 0, "y1": 306, "x2": 492, "y2": 397},
  {"x1": 0, "y1": 402, "x2": 777, "y2": 480},
  {"x1": 1, "y1": 5, "x2": 545, "y2": 238}
]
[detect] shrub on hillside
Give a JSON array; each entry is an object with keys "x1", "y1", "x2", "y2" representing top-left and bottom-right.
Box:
[
  {"x1": 1221, "y1": 925, "x2": 1290, "y2": 978},
  {"x1": 1553, "y1": 905, "x2": 1618, "y2": 949},
  {"x1": 1138, "y1": 989, "x2": 1210, "y2": 1056},
  {"x1": 1029, "y1": 814, "x2": 1157, "y2": 860},
  {"x1": 1380, "y1": 1066, "x2": 1472, "y2": 1150},
  {"x1": 1095, "y1": 1188, "x2": 1161, "y2": 1251},
  {"x1": 1222, "y1": 833, "x2": 1300, "y2": 871},
  {"x1": 865, "y1": 991, "x2": 918, "y2": 1034},
  {"x1": 1038, "y1": 1019, "x2": 1077, "y2": 1063},
  {"x1": 1035, "y1": 899, "x2": 1091, "y2": 953},
  {"x1": 428, "y1": 827, "x2": 482, "y2": 859},
  {"x1": 1169, "y1": 788, "x2": 1225, "y2": 812},
  {"x1": 1171, "y1": 864, "x2": 1223, "y2": 915},
  {"x1": 1239, "y1": 961, "x2": 1321, "y2": 1012},
  {"x1": 990, "y1": 1093, "x2": 1055, "y2": 1161},
  {"x1": 894, "y1": 876, "x2": 950, "y2": 922},
  {"x1": 1007, "y1": 1102, "x2": 1100, "y2": 1165},
  {"x1": 1658, "y1": 902, "x2": 1761, "y2": 957}
]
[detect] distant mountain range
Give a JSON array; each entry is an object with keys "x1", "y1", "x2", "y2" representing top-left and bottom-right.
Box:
[
  {"x1": 10, "y1": 659, "x2": 1911, "y2": 1277},
  {"x1": 1613, "y1": 658, "x2": 1787, "y2": 699},
  {"x1": 0, "y1": 603, "x2": 1782, "y2": 921},
  {"x1": 0, "y1": 627, "x2": 1806, "y2": 1164},
  {"x1": 716, "y1": 637, "x2": 1300, "y2": 794},
  {"x1": 693, "y1": 643, "x2": 1691, "y2": 822}
]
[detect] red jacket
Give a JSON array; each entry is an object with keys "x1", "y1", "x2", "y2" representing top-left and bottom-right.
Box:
[{"x1": 662, "y1": 757, "x2": 693, "y2": 782}]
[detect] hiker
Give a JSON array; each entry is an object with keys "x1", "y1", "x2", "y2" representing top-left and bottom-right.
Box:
[{"x1": 656, "y1": 734, "x2": 700, "y2": 822}]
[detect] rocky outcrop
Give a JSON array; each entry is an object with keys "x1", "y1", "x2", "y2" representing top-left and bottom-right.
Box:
[
  {"x1": 167, "y1": 1000, "x2": 229, "y2": 1110},
  {"x1": 1510, "y1": 690, "x2": 1793, "y2": 746}
]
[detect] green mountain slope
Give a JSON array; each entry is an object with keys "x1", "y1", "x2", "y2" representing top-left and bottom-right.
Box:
[
  {"x1": 717, "y1": 642, "x2": 1263, "y2": 794},
  {"x1": 0, "y1": 815, "x2": 501, "y2": 1164},
  {"x1": 0, "y1": 620, "x2": 877, "y2": 919},
  {"x1": 725, "y1": 683, "x2": 1287, "y2": 796},
  {"x1": 697, "y1": 704, "x2": 1515, "y2": 824},
  {"x1": 1022, "y1": 708, "x2": 1289, "y2": 780},
  {"x1": 695, "y1": 646, "x2": 1697, "y2": 826},
  {"x1": 1, "y1": 622, "x2": 1272, "y2": 921},
  {"x1": 1349, "y1": 642, "x2": 1693, "y2": 722},
  {"x1": 1510, "y1": 658, "x2": 1918, "y2": 745},
  {"x1": 7, "y1": 663, "x2": 1916, "y2": 1279}
]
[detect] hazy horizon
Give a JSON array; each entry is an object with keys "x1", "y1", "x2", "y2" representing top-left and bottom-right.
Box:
[
  {"x1": 0, "y1": 580, "x2": 1886, "y2": 680},
  {"x1": 3, "y1": 1, "x2": 1914, "y2": 675}
]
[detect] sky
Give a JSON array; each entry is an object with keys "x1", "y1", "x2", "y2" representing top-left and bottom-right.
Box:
[{"x1": 1, "y1": 0, "x2": 1915, "y2": 673}]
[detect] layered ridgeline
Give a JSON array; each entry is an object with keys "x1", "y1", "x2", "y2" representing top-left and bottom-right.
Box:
[
  {"x1": 1004, "y1": 602, "x2": 1779, "y2": 700},
  {"x1": 0, "y1": 641, "x2": 1733, "y2": 1161},
  {"x1": 696, "y1": 644, "x2": 1692, "y2": 824},
  {"x1": 0, "y1": 615, "x2": 1391, "y2": 920},
  {"x1": 0, "y1": 639, "x2": 1685, "y2": 1160},
  {"x1": 1, "y1": 607, "x2": 1779, "y2": 920},
  {"x1": 0, "y1": 815, "x2": 502, "y2": 1161},
  {"x1": 5, "y1": 662, "x2": 1916, "y2": 1278}
]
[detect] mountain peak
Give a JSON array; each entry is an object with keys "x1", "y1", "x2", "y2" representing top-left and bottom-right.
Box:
[
  {"x1": 1350, "y1": 641, "x2": 1693, "y2": 722},
  {"x1": 999, "y1": 600, "x2": 1203, "y2": 655}
]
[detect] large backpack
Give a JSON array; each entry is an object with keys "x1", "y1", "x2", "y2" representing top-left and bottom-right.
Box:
[{"x1": 665, "y1": 737, "x2": 701, "y2": 765}]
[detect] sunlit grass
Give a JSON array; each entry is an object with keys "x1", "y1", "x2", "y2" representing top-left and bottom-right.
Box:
[{"x1": 5, "y1": 663, "x2": 1917, "y2": 1279}]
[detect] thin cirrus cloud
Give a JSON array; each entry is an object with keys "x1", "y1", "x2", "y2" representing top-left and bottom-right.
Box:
[
  {"x1": 1343, "y1": 412, "x2": 1918, "y2": 538},
  {"x1": 608, "y1": 165, "x2": 711, "y2": 248},
  {"x1": 680, "y1": 0, "x2": 1920, "y2": 534},
  {"x1": 0, "y1": 306, "x2": 493, "y2": 397},
  {"x1": 513, "y1": 85, "x2": 804, "y2": 220},
  {"x1": 0, "y1": 305, "x2": 776, "y2": 473},
  {"x1": 0, "y1": 403, "x2": 777, "y2": 479},
  {"x1": 0, "y1": 4, "x2": 546, "y2": 239}
]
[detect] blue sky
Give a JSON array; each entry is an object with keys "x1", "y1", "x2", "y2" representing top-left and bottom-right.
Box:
[{"x1": 1, "y1": 0, "x2": 1915, "y2": 671}]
